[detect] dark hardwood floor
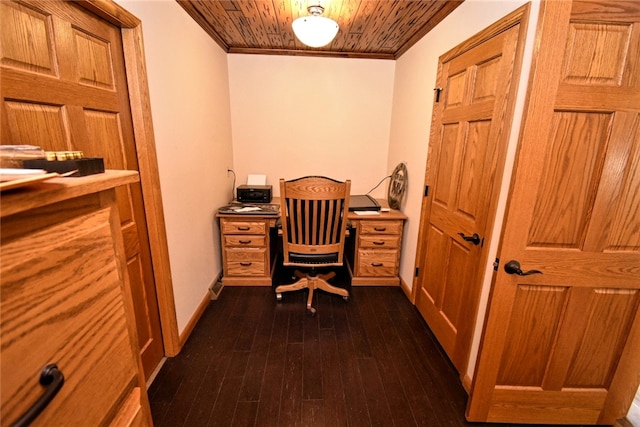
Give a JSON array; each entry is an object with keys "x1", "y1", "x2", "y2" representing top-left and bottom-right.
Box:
[{"x1": 147, "y1": 275, "x2": 604, "y2": 427}]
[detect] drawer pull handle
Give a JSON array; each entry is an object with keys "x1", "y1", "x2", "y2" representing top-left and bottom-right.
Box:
[
  {"x1": 373, "y1": 241, "x2": 385, "y2": 245},
  {"x1": 371, "y1": 262, "x2": 384, "y2": 267},
  {"x1": 239, "y1": 240, "x2": 252, "y2": 244},
  {"x1": 12, "y1": 364, "x2": 64, "y2": 427},
  {"x1": 237, "y1": 226, "x2": 250, "y2": 231},
  {"x1": 240, "y1": 262, "x2": 253, "y2": 266},
  {"x1": 374, "y1": 227, "x2": 386, "y2": 232}
]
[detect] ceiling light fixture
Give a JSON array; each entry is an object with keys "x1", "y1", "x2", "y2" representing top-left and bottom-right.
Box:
[{"x1": 292, "y1": 5, "x2": 339, "y2": 48}]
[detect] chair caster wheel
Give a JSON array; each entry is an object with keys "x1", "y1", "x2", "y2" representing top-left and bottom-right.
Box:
[
  {"x1": 343, "y1": 296, "x2": 350, "y2": 302},
  {"x1": 307, "y1": 307, "x2": 316, "y2": 317},
  {"x1": 276, "y1": 293, "x2": 282, "y2": 301}
]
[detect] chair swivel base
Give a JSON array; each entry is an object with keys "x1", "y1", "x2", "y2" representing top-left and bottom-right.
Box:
[{"x1": 275, "y1": 270, "x2": 349, "y2": 315}]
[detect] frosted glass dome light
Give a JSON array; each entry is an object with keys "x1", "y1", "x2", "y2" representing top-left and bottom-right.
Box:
[{"x1": 292, "y1": 6, "x2": 339, "y2": 48}]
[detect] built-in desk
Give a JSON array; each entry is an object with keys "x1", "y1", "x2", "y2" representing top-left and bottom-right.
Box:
[{"x1": 216, "y1": 198, "x2": 407, "y2": 286}]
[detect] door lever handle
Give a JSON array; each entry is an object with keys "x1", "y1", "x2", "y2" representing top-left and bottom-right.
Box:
[
  {"x1": 458, "y1": 232, "x2": 481, "y2": 246},
  {"x1": 504, "y1": 260, "x2": 542, "y2": 276}
]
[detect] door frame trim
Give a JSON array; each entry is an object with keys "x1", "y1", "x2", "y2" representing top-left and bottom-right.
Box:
[
  {"x1": 77, "y1": 0, "x2": 181, "y2": 356},
  {"x1": 411, "y1": 3, "x2": 531, "y2": 377}
]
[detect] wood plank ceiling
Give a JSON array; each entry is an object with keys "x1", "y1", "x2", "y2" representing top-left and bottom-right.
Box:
[{"x1": 177, "y1": 0, "x2": 464, "y2": 60}]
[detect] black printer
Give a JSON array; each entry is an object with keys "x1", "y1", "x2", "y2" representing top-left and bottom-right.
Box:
[{"x1": 236, "y1": 185, "x2": 272, "y2": 203}]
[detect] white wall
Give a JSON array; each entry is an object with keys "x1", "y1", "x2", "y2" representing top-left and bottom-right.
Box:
[
  {"x1": 629, "y1": 388, "x2": 640, "y2": 426},
  {"x1": 116, "y1": 0, "x2": 234, "y2": 334},
  {"x1": 227, "y1": 55, "x2": 395, "y2": 197}
]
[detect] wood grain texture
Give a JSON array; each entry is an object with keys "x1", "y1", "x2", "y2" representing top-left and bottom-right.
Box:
[
  {"x1": 279, "y1": 176, "x2": 350, "y2": 266},
  {"x1": 220, "y1": 217, "x2": 273, "y2": 285},
  {"x1": 217, "y1": 199, "x2": 407, "y2": 287},
  {"x1": 0, "y1": 173, "x2": 151, "y2": 426},
  {"x1": 176, "y1": 0, "x2": 464, "y2": 59},
  {"x1": 467, "y1": 1, "x2": 640, "y2": 423},
  {"x1": 0, "y1": 1, "x2": 55, "y2": 74},
  {"x1": 2, "y1": 209, "x2": 137, "y2": 425},
  {"x1": 2, "y1": 0, "x2": 167, "y2": 376},
  {"x1": 353, "y1": 219, "x2": 403, "y2": 279},
  {"x1": 278, "y1": 177, "x2": 353, "y2": 312},
  {"x1": 415, "y1": 5, "x2": 529, "y2": 376},
  {"x1": 0, "y1": 170, "x2": 138, "y2": 218},
  {"x1": 349, "y1": 210, "x2": 407, "y2": 286}
]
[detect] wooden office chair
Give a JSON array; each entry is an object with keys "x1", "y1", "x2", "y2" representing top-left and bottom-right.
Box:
[{"x1": 276, "y1": 176, "x2": 350, "y2": 315}]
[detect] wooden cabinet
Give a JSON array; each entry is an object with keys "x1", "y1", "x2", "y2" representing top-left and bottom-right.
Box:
[
  {"x1": 0, "y1": 171, "x2": 152, "y2": 427},
  {"x1": 219, "y1": 217, "x2": 278, "y2": 285},
  {"x1": 349, "y1": 211, "x2": 406, "y2": 286}
]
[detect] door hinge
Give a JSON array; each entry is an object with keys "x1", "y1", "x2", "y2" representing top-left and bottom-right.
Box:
[
  {"x1": 434, "y1": 87, "x2": 443, "y2": 103},
  {"x1": 415, "y1": 267, "x2": 419, "y2": 277},
  {"x1": 493, "y1": 257, "x2": 500, "y2": 271},
  {"x1": 424, "y1": 185, "x2": 429, "y2": 197}
]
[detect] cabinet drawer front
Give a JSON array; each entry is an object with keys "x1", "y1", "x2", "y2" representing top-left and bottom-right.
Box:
[
  {"x1": 359, "y1": 220, "x2": 403, "y2": 235},
  {"x1": 224, "y1": 235, "x2": 266, "y2": 247},
  {"x1": 1, "y1": 208, "x2": 138, "y2": 426},
  {"x1": 110, "y1": 387, "x2": 144, "y2": 427},
  {"x1": 359, "y1": 235, "x2": 400, "y2": 249},
  {"x1": 227, "y1": 261, "x2": 267, "y2": 276},
  {"x1": 221, "y1": 220, "x2": 266, "y2": 235},
  {"x1": 357, "y1": 250, "x2": 399, "y2": 277},
  {"x1": 225, "y1": 248, "x2": 267, "y2": 276}
]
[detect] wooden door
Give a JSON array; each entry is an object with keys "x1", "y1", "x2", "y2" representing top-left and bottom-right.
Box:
[
  {"x1": 0, "y1": 0, "x2": 164, "y2": 379},
  {"x1": 414, "y1": 7, "x2": 528, "y2": 374},
  {"x1": 467, "y1": 1, "x2": 640, "y2": 424}
]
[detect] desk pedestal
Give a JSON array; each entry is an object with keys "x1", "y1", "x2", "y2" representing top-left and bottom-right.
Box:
[
  {"x1": 347, "y1": 211, "x2": 406, "y2": 286},
  {"x1": 219, "y1": 216, "x2": 278, "y2": 286}
]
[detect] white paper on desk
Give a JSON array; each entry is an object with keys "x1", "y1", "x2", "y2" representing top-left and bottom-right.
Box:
[
  {"x1": 235, "y1": 206, "x2": 262, "y2": 212},
  {"x1": 247, "y1": 174, "x2": 267, "y2": 186}
]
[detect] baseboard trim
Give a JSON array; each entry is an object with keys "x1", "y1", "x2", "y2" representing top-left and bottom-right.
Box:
[
  {"x1": 178, "y1": 289, "x2": 212, "y2": 349},
  {"x1": 177, "y1": 273, "x2": 223, "y2": 348},
  {"x1": 461, "y1": 373, "x2": 472, "y2": 394},
  {"x1": 146, "y1": 357, "x2": 167, "y2": 388},
  {"x1": 616, "y1": 417, "x2": 634, "y2": 427},
  {"x1": 400, "y1": 276, "x2": 413, "y2": 303}
]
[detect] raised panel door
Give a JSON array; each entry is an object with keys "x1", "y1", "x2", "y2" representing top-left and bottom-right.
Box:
[
  {"x1": 414, "y1": 7, "x2": 529, "y2": 373},
  {"x1": 0, "y1": 0, "x2": 164, "y2": 378},
  {"x1": 467, "y1": 1, "x2": 640, "y2": 423}
]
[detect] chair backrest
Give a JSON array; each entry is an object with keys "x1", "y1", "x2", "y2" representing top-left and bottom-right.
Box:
[{"x1": 280, "y1": 176, "x2": 351, "y2": 267}]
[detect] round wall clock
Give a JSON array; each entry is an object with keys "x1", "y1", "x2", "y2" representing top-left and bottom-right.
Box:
[{"x1": 387, "y1": 162, "x2": 407, "y2": 210}]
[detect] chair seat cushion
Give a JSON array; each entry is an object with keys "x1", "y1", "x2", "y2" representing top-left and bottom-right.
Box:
[{"x1": 289, "y1": 252, "x2": 339, "y2": 264}]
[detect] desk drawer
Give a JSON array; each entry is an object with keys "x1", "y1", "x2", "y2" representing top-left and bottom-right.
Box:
[
  {"x1": 356, "y1": 250, "x2": 399, "y2": 277},
  {"x1": 358, "y1": 235, "x2": 400, "y2": 249},
  {"x1": 221, "y1": 220, "x2": 267, "y2": 235},
  {"x1": 224, "y1": 235, "x2": 266, "y2": 247},
  {"x1": 359, "y1": 220, "x2": 403, "y2": 235},
  {"x1": 225, "y1": 248, "x2": 267, "y2": 276}
]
